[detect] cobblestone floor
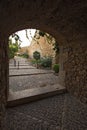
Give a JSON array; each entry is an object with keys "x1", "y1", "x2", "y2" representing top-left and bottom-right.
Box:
[
  {"x1": 8, "y1": 57, "x2": 87, "y2": 130},
  {"x1": 6, "y1": 93, "x2": 87, "y2": 130},
  {"x1": 9, "y1": 67, "x2": 53, "y2": 76},
  {"x1": 9, "y1": 57, "x2": 59, "y2": 92},
  {"x1": 9, "y1": 73, "x2": 59, "y2": 92}
]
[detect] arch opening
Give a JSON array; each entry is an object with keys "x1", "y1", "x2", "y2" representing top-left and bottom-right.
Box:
[{"x1": 8, "y1": 28, "x2": 66, "y2": 106}]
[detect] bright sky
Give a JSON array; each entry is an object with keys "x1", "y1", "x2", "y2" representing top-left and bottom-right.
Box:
[{"x1": 16, "y1": 29, "x2": 36, "y2": 47}]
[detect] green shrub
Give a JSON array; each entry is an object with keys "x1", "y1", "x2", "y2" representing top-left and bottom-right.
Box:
[
  {"x1": 22, "y1": 53, "x2": 29, "y2": 58},
  {"x1": 53, "y1": 64, "x2": 59, "y2": 73},
  {"x1": 31, "y1": 56, "x2": 52, "y2": 69},
  {"x1": 19, "y1": 53, "x2": 29, "y2": 58},
  {"x1": 40, "y1": 57, "x2": 52, "y2": 68},
  {"x1": 9, "y1": 38, "x2": 19, "y2": 59},
  {"x1": 31, "y1": 59, "x2": 37, "y2": 64},
  {"x1": 31, "y1": 59, "x2": 41, "y2": 64},
  {"x1": 33, "y1": 51, "x2": 40, "y2": 60},
  {"x1": 9, "y1": 43, "x2": 18, "y2": 59}
]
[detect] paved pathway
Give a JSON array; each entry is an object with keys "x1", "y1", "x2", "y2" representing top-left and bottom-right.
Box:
[
  {"x1": 6, "y1": 93, "x2": 87, "y2": 130},
  {"x1": 9, "y1": 57, "x2": 59, "y2": 92},
  {"x1": 8, "y1": 57, "x2": 87, "y2": 130}
]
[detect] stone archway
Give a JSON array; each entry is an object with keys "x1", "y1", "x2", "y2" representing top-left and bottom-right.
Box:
[{"x1": 0, "y1": 0, "x2": 87, "y2": 129}]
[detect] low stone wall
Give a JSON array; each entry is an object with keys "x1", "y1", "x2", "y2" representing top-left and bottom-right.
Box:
[{"x1": 64, "y1": 41, "x2": 87, "y2": 103}]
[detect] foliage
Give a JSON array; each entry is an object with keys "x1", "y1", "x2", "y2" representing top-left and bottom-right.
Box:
[
  {"x1": 35, "y1": 30, "x2": 59, "y2": 54},
  {"x1": 19, "y1": 53, "x2": 29, "y2": 58},
  {"x1": 53, "y1": 41, "x2": 59, "y2": 53},
  {"x1": 12, "y1": 33, "x2": 22, "y2": 42},
  {"x1": 31, "y1": 56, "x2": 52, "y2": 68},
  {"x1": 9, "y1": 39, "x2": 19, "y2": 59},
  {"x1": 39, "y1": 31, "x2": 45, "y2": 37},
  {"x1": 40, "y1": 57, "x2": 52, "y2": 68},
  {"x1": 25, "y1": 29, "x2": 60, "y2": 55},
  {"x1": 9, "y1": 33, "x2": 21, "y2": 59},
  {"x1": 31, "y1": 59, "x2": 41, "y2": 64},
  {"x1": 33, "y1": 51, "x2": 41, "y2": 60},
  {"x1": 53, "y1": 64, "x2": 59, "y2": 73},
  {"x1": 32, "y1": 51, "x2": 41, "y2": 68}
]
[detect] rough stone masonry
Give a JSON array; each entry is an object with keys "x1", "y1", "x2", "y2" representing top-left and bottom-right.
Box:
[{"x1": 0, "y1": 0, "x2": 87, "y2": 129}]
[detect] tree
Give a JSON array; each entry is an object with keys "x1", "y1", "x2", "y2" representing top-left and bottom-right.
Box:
[
  {"x1": 33, "y1": 51, "x2": 41, "y2": 68},
  {"x1": 33, "y1": 51, "x2": 40, "y2": 60},
  {"x1": 9, "y1": 34, "x2": 21, "y2": 59}
]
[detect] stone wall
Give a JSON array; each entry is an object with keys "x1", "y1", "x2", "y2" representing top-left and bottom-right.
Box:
[
  {"x1": 19, "y1": 46, "x2": 29, "y2": 54},
  {"x1": 64, "y1": 41, "x2": 87, "y2": 103},
  {"x1": 28, "y1": 36, "x2": 55, "y2": 59},
  {"x1": 0, "y1": 37, "x2": 9, "y2": 129}
]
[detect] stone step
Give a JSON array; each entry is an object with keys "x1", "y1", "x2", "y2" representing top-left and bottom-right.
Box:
[
  {"x1": 9, "y1": 64, "x2": 29, "y2": 66},
  {"x1": 9, "y1": 67, "x2": 36, "y2": 70},
  {"x1": 9, "y1": 66, "x2": 36, "y2": 69},
  {"x1": 7, "y1": 84, "x2": 66, "y2": 107},
  {"x1": 9, "y1": 72, "x2": 53, "y2": 77}
]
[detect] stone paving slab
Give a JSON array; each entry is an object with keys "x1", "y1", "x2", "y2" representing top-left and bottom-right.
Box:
[
  {"x1": 6, "y1": 94, "x2": 65, "y2": 130},
  {"x1": 9, "y1": 68, "x2": 53, "y2": 76},
  {"x1": 9, "y1": 65, "x2": 32, "y2": 67},
  {"x1": 7, "y1": 57, "x2": 87, "y2": 129},
  {"x1": 9, "y1": 72, "x2": 53, "y2": 77},
  {"x1": 7, "y1": 84, "x2": 66, "y2": 107},
  {"x1": 6, "y1": 93, "x2": 87, "y2": 130},
  {"x1": 62, "y1": 94, "x2": 87, "y2": 130},
  {"x1": 9, "y1": 73, "x2": 59, "y2": 92},
  {"x1": 9, "y1": 64, "x2": 30, "y2": 66},
  {"x1": 9, "y1": 65, "x2": 35, "y2": 69}
]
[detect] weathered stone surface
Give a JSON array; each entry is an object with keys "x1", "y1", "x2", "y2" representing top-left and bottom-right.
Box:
[
  {"x1": 0, "y1": 0, "x2": 87, "y2": 42},
  {"x1": 6, "y1": 93, "x2": 87, "y2": 130},
  {"x1": 64, "y1": 42, "x2": 87, "y2": 103},
  {"x1": 0, "y1": 38, "x2": 9, "y2": 129},
  {"x1": 28, "y1": 35, "x2": 55, "y2": 58},
  {"x1": 0, "y1": 0, "x2": 87, "y2": 129}
]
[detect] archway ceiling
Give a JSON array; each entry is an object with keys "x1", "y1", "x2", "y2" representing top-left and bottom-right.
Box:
[{"x1": 0, "y1": 0, "x2": 87, "y2": 45}]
